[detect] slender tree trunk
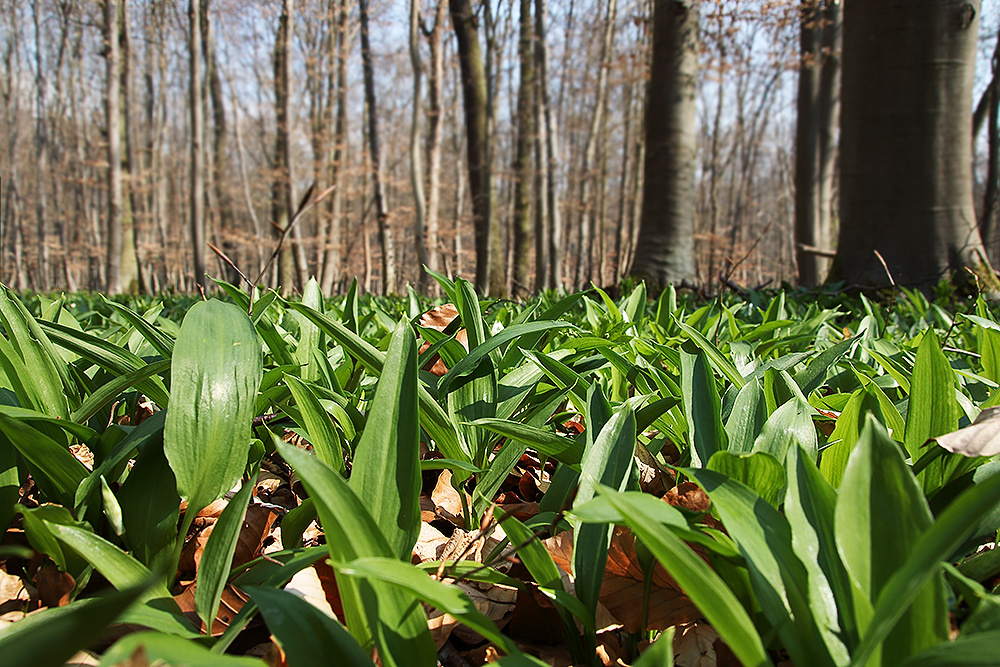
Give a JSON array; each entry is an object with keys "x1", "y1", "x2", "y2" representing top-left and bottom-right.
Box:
[
  {"x1": 272, "y1": 0, "x2": 295, "y2": 293},
  {"x1": 120, "y1": 0, "x2": 141, "y2": 293},
  {"x1": 321, "y1": 0, "x2": 351, "y2": 295},
  {"x1": 817, "y1": 0, "x2": 841, "y2": 268},
  {"x1": 979, "y1": 22, "x2": 1000, "y2": 256},
  {"x1": 188, "y1": 0, "x2": 206, "y2": 293},
  {"x1": 409, "y1": 0, "x2": 429, "y2": 290},
  {"x1": 105, "y1": 0, "x2": 126, "y2": 293},
  {"x1": 512, "y1": 0, "x2": 535, "y2": 296},
  {"x1": 831, "y1": 0, "x2": 994, "y2": 291},
  {"x1": 629, "y1": 0, "x2": 699, "y2": 289},
  {"x1": 359, "y1": 0, "x2": 394, "y2": 294},
  {"x1": 31, "y1": 0, "x2": 49, "y2": 291},
  {"x1": 200, "y1": 0, "x2": 238, "y2": 284},
  {"x1": 535, "y1": 0, "x2": 562, "y2": 290},
  {"x1": 450, "y1": 0, "x2": 495, "y2": 295},
  {"x1": 424, "y1": 0, "x2": 447, "y2": 290},
  {"x1": 794, "y1": 0, "x2": 822, "y2": 286}
]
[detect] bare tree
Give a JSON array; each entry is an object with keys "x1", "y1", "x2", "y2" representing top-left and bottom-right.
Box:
[
  {"x1": 831, "y1": 0, "x2": 994, "y2": 290},
  {"x1": 630, "y1": 0, "x2": 699, "y2": 289},
  {"x1": 511, "y1": 0, "x2": 535, "y2": 296},
  {"x1": 359, "y1": 0, "x2": 394, "y2": 293},
  {"x1": 272, "y1": 0, "x2": 296, "y2": 293}
]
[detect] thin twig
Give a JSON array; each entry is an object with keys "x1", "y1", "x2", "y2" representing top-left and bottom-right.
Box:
[
  {"x1": 207, "y1": 241, "x2": 251, "y2": 288},
  {"x1": 251, "y1": 183, "x2": 336, "y2": 290}
]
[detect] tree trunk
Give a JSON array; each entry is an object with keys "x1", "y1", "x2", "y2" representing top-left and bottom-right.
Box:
[
  {"x1": 424, "y1": 0, "x2": 447, "y2": 291},
  {"x1": 409, "y1": 0, "x2": 429, "y2": 290},
  {"x1": 272, "y1": 0, "x2": 295, "y2": 293},
  {"x1": 200, "y1": 0, "x2": 238, "y2": 285},
  {"x1": 188, "y1": 0, "x2": 206, "y2": 293},
  {"x1": 831, "y1": 0, "x2": 995, "y2": 291},
  {"x1": 105, "y1": 0, "x2": 127, "y2": 294},
  {"x1": 31, "y1": 0, "x2": 49, "y2": 291},
  {"x1": 450, "y1": 0, "x2": 495, "y2": 295},
  {"x1": 512, "y1": 0, "x2": 535, "y2": 297},
  {"x1": 320, "y1": 0, "x2": 351, "y2": 295},
  {"x1": 629, "y1": 0, "x2": 699, "y2": 289},
  {"x1": 120, "y1": 0, "x2": 141, "y2": 293},
  {"x1": 535, "y1": 0, "x2": 562, "y2": 290},
  {"x1": 359, "y1": 0, "x2": 394, "y2": 294}
]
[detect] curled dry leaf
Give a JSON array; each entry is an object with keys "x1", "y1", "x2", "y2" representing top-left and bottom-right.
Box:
[
  {"x1": 544, "y1": 527, "x2": 701, "y2": 633},
  {"x1": 173, "y1": 582, "x2": 248, "y2": 636},
  {"x1": 431, "y1": 470, "x2": 471, "y2": 527},
  {"x1": 34, "y1": 564, "x2": 74, "y2": 608},
  {"x1": 936, "y1": 406, "x2": 1000, "y2": 457},
  {"x1": 663, "y1": 482, "x2": 712, "y2": 514}
]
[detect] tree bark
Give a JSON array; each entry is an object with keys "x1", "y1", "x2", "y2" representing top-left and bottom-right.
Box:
[
  {"x1": 629, "y1": 0, "x2": 699, "y2": 289},
  {"x1": 512, "y1": 0, "x2": 535, "y2": 296},
  {"x1": 831, "y1": 0, "x2": 995, "y2": 291},
  {"x1": 187, "y1": 0, "x2": 206, "y2": 293},
  {"x1": 535, "y1": 0, "x2": 562, "y2": 290},
  {"x1": 105, "y1": 0, "x2": 127, "y2": 294},
  {"x1": 320, "y1": 0, "x2": 351, "y2": 295},
  {"x1": 450, "y1": 0, "x2": 495, "y2": 295},
  {"x1": 424, "y1": 0, "x2": 447, "y2": 292},
  {"x1": 272, "y1": 0, "x2": 296, "y2": 293},
  {"x1": 31, "y1": 0, "x2": 49, "y2": 291},
  {"x1": 359, "y1": 0, "x2": 394, "y2": 294},
  {"x1": 409, "y1": 0, "x2": 429, "y2": 290},
  {"x1": 120, "y1": 0, "x2": 141, "y2": 293}
]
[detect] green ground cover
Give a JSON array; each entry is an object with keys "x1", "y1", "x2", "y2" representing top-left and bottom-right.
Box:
[{"x1": 2, "y1": 277, "x2": 1000, "y2": 666}]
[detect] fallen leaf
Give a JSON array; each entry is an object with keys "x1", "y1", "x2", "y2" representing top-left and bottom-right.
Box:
[
  {"x1": 431, "y1": 470, "x2": 471, "y2": 527},
  {"x1": 173, "y1": 582, "x2": 247, "y2": 636},
  {"x1": 544, "y1": 527, "x2": 701, "y2": 633},
  {"x1": 674, "y1": 622, "x2": 718, "y2": 667},
  {"x1": 417, "y1": 304, "x2": 469, "y2": 376},
  {"x1": 34, "y1": 564, "x2": 74, "y2": 608},
  {"x1": 936, "y1": 406, "x2": 1000, "y2": 457},
  {"x1": 284, "y1": 563, "x2": 337, "y2": 620},
  {"x1": 663, "y1": 482, "x2": 712, "y2": 514}
]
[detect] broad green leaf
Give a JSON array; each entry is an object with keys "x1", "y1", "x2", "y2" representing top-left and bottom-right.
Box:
[
  {"x1": 98, "y1": 631, "x2": 264, "y2": 667},
  {"x1": 725, "y1": 378, "x2": 766, "y2": 453},
  {"x1": 284, "y1": 374, "x2": 344, "y2": 472},
  {"x1": 784, "y1": 445, "x2": 857, "y2": 662},
  {"x1": 681, "y1": 341, "x2": 728, "y2": 466},
  {"x1": 295, "y1": 278, "x2": 323, "y2": 382},
  {"x1": 286, "y1": 300, "x2": 466, "y2": 463},
  {"x1": 164, "y1": 300, "x2": 263, "y2": 517},
  {"x1": 469, "y1": 419, "x2": 583, "y2": 465},
  {"x1": 596, "y1": 487, "x2": 772, "y2": 667},
  {"x1": 820, "y1": 387, "x2": 881, "y2": 488},
  {"x1": 349, "y1": 319, "x2": 422, "y2": 560},
  {"x1": 0, "y1": 583, "x2": 149, "y2": 667},
  {"x1": 837, "y1": 416, "x2": 947, "y2": 664},
  {"x1": 247, "y1": 586, "x2": 375, "y2": 667},
  {"x1": 0, "y1": 405, "x2": 97, "y2": 444},
  {"x1": 117, "y1": 435, "x2": 180, "y2": 567},
  {"x1": 753, "y1": 398, "x2": 817, "y2": 462},
  {"x1": 0, "y1": 284, "x2": 74, "y2": 418},
  {"x1": 275, "y1": 441, "x2": 436, "y2": 667},
  {"x1": 904, "y1": 331, "x2": 959, "y2": 462},
  {"x1": 102, "y1": 298, "x2": 175, "y2": 359},
  {"x1": 849, "y1": 452, "x2": 1000, "y2": 667},
  {"x1": 794, "y1": 337, "x2": 857, "y2": 397},
  {"x1": 0, "y1": 414, "x2": 87, "y2": 508},
  {"x1": 71, "y1": 358, "x2": 171, "y2": 424},
  {"x1": 39, "y1": 320, "x2": 169, "y2": 408},
  {"x1": 689, "y1": 467, "x2": 836, "y2": 667},
  {"x1": 0, "y1": 428, "x2": 17, "y2": 531},
  {"x1": 706, "y1": 450, "x2": 786, "y2": 508},
  {"x1": 196, "y1": 473, "x2": 257, "y2": 632},
  {"x1": 675, "y1": 319, "x2": 746, "y2": 388},
  {"x1": 899, "y1": 631, "x2": 1000, "y2": 667},
  {"x1": 573, "y1": 399, "x2": 636, "y2": 629},
  {"x1": 337, "y1": 557, "x2": 518, "y2": 655}
]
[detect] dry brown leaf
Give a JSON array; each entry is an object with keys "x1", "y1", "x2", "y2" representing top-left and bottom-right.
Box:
[
  {"x1": 544, "y1": 527, "x2": 701, "y2": 633},
  {"x1": 284, "y1": 563, "x2": 337, "y2": 620},
  {"x1": 312, "y1": 558, "x2": 346, "y2": 622},
  {"x1": 173, "y1": 582, "x2": 247, "y2": 636},
  {"x1": 417, "y1": 304, "x2": 469, "y2": 376},
  {"x1": 663, "y1": 482, "x2": 712, "y2": 514},
  {"x1": 431, "y1": 470, "x2": 470, "y2": 527},
  {"x1": 233, "y1": 505, "x2": 280, "y2": 567},
  {"x1": 68, "y1": 444, "x2": 94, "y2": 471},
  {"x1": 674, "y1": 622, "x2": 719, "y2": 667},
  {"x1": 65, "y1": 651, "x2": 100, "y2": 666},
  {"x1": 34, "y1": 564, "x2": 74, "y2": 608},
  {"x1": 413, "y1": 521, "x2": 451, "y2": 563},
  {"x1": 449, "y1": 581, "x2": 516, "y2": 645}
]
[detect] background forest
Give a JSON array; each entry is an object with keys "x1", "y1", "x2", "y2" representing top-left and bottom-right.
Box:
[{"x1": 1, "y1": 0, "x2": 999, "y2": 298}]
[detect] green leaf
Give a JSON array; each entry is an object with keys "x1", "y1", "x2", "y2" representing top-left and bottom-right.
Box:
[
  {"x1": 596, "y1": 487, "x2": 772, "y2": 667},
  {"x1": 0, "y1": 583, "x2": 150, "y2": 667},
  {"x1": 837, "y1": 416, "x2": 947, "y2": 665},
  {"x1": 102, "y1": 298, "x2": 175, "y2": 359},
  {"x1": 98, "y1": 631, "x2": 264, "y2": 667},
  {"x1": 725, "y1": 378, "x2": 766, "y2": 454},
  {"x1": 275, "y1": 441, "x2": 436, "y2": 667},
  {"x1": 71, "y1": 359, "x2": 171, "y2": 424},
  {"x1": 349, "y1": 319, "x2": 422, "y2": 561},
  {"x1": 196, "y1": 472, "x2": 257, "y2": 632},
  {"x1": 681, "y1": 341, "x2": 728, "y2": 466},
  {"x1": 284, "y1": 374, "x2": 344, "y2": 472},
  {"x1": 295, "y1": 278, "x2": 324, "y2": 382},
  {"x1": 573, "y1": 399, "x2": 636, "y2": 628},
  {"x1": 706, "y1": 450, "x2": 786, "y2": 508},
  {"x1": 286, "y1": 300, "x2": 466, "y2": 464},
  {"x1": 899, "y1": 631, "x2": 1000, "y2": 667},
  {"x1": 0, "y1": 414, "x2": 88, "y2": 508},
  {"x1": 752, "y1": 398, "x2": 817, "y2": 463},
  {"x1": 469, "y1": 419, "x2": 582, "y2": 465},
  {"x1": 689, "y1": 467, "x2": 836, "y2": 667},
  {"x1": 904, "y1": 331, "x2": 959, "y2": 462},
  {"x1": 0, "y1": 284, "x2": 74, "y2": 417},
  {"x1": 117, "y1": 435, "x2": 180, "y2": 567},
  {"x1": 794, "y1": 336, "x2": 857, "y2": 397},
  {"x1": 164, "y1": 300, "x2": 263, "y2": 517},
  {"x1": 337, "y1": 557, "x2": 518, "y2": 655},
  {"x1": 675, "y1": 319, "x2": 746, "y2": 388},
  {"x1": 247, "y1": 586, "x2": 375, "y2": 667}
]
